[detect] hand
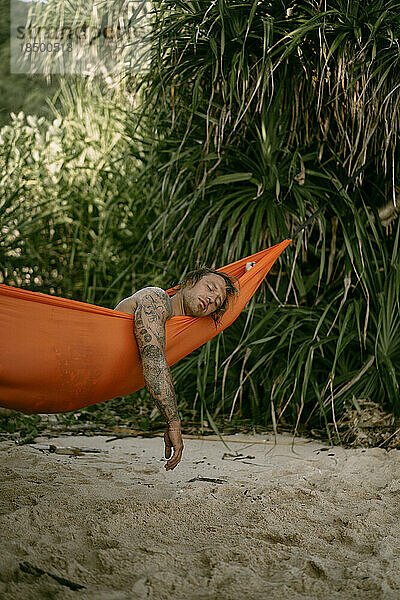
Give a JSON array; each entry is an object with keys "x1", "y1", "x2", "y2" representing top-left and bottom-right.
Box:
[
  {"x1": 164, "y1": 421, "x2": 184, "y2": 471},
  {"x1": 245, "y1": 261, "x2": 256, "y2": 272}
]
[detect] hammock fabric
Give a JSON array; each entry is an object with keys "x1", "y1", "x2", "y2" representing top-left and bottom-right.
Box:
[{"x1": 0, "y1": 239, "x2": 292, "y2": 414}]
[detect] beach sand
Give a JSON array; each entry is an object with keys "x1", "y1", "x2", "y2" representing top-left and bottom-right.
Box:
[{"x1": 1, "y1": 431, "x2": 400, "y2": 599}]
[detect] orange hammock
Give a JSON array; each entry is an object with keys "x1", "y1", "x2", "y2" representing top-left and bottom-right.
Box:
[{"x1": 0, "y1": 239, "x2": 292, "y2": 414}]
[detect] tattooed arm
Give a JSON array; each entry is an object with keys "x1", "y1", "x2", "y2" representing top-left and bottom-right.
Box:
[
  {"x1": 132, "y1": 287, "x2": 183, "y2": 470},
  {"x1": 114, "y1": 287, "x2": 179, "y2": 422},
  {"x1": 131, "y1": 287, "x2": 178, "y2": 423}
]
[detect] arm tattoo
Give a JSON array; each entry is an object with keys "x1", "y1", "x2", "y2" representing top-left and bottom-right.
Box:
[{"x1": 133, "y1": 289, "x2": 179, "y2": 424}]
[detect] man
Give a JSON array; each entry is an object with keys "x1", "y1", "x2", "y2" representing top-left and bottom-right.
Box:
[{"x1": 114, "y1": 263, "x2": 254, "y2": 471}]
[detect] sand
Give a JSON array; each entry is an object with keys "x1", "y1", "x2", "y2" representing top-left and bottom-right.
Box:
[{"x1": 1, "y1": 431, "x2": 400, "y2": 600}]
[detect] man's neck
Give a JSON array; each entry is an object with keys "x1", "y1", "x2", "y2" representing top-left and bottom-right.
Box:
[{"x1": 170, "y1": 291, "x2": 186, "y2": 317}]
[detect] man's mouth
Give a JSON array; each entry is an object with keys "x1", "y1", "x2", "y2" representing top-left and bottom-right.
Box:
[{"x1": 199, "y1": 297, "x2": 207, "y2": 311}]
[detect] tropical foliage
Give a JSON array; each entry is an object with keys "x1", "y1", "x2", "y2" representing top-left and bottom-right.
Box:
[
  {"x1": 1, "y1": 0, "x2": 400, "y2": 442},
  {"x1": 0, "y1": 78, "x2": 143, "y2": 306}
]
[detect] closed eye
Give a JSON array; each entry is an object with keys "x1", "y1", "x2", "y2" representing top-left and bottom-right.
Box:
[{"x1": 208, "y1": 283, "x2": 222, "y2": 308}]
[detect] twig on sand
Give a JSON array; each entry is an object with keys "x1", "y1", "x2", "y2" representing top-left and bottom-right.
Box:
[
  {"x1": 222, "y1": 452, "x2": 256, "y2": 460},
  {"x1": 188, "y1": 476, "x2": 228, "y2": 484},
  {"x1": 31, "y1": 444, "x2": 105, "y2": 456},
  {"x1": 19, "y1": 561, "x2": 86, "y2": 590}
]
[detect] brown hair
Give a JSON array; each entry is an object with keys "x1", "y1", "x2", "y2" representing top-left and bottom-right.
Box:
[{"x1": 175, "y1": 267, "x2": 240, "y2": 327}]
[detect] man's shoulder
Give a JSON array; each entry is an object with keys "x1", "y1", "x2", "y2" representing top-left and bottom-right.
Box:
[
  {"x1": 133, "y1": 286, "x2": 168, "y2": 301},
  {"x1": 132, "y1": 287, "x2": 173, "y2": 319}
]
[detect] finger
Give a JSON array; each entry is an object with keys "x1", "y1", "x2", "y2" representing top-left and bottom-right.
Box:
[
  {"x1": 165, "y1": 447, "x2": 183, "y2": 471},
  {"x1": 165, "y1": 447, "x2": 183, "y2": 470},
  {"x1": 164, "y1": 432, "x2": 172, "y2": 459}
]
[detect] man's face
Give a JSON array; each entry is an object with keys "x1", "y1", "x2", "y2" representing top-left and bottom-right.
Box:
[{"x1": 182, "y1": 273, "x2": 227, "y2": 318}]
